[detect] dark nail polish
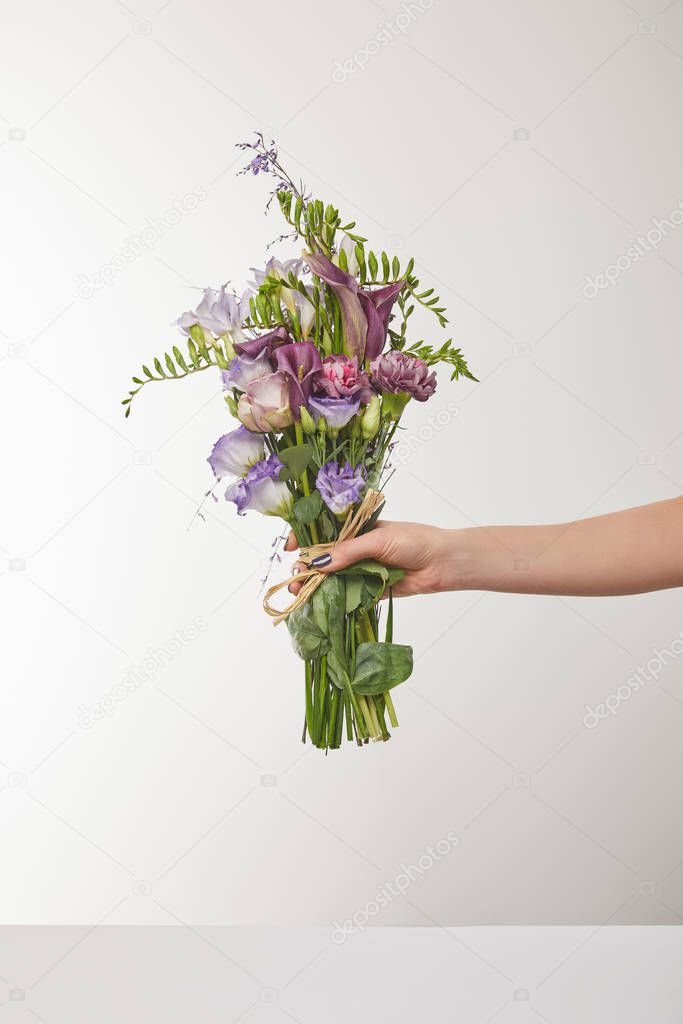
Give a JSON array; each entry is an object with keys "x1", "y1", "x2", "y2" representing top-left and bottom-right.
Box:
[{"x1": 310, "y1": 553, "x2": 332, "y2": 568}]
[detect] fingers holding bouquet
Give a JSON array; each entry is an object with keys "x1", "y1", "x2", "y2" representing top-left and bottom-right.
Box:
[{"x1": 286, "y1": 520, "x2": 451, "y2": 598}]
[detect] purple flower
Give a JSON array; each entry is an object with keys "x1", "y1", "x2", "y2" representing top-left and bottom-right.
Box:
[
  {"x1": 237, "y1": 371, "x2": 293, "y2": 432},
  {"x1": 194, "y1": 287, "x2": 246, "y2": 336},
  {"x1": 316, "y1": 461, "x2": 366, "y2": 516},
  {"x1": 225, "y1": 455, "x2": 293, "y2": 518},
  {"x1": 308, "y1": 394, "x2": 360, "y2": 430},
  {"x1": 358, "y1": 281, "x2": 405, "y2": 362},
  {"x1": 370, "y1": 350, "x2": 437, "y2": 402},
  {"x1": 275, "y1": 342, "x2": 322, "y2": 417},
  {"x1": 208, "y1": 427, "x2": 264, "y2": 479},
  {"x1": 221, "y1": 351, "x2": 273, "y2": 390},
  {"x1": 314, "y1": 355, "x2": 373, "y2": 403},
  {"x1": 305, "y1": 251, "x2": 404, "y2": 363},
  {"x1": 233, "y1": 325, "x2": 290, "y2": 361},
  {"x1": 249, "y1": 257, "x2": 305, "y2": 290}
]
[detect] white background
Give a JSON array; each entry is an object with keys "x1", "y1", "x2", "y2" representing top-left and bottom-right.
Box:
[{"x1": 2, "y1": 0, "x2": 683, "y2": 944}]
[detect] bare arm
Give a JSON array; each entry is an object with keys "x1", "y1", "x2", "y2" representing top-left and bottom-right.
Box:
[{"x1": 287, "y1": 497, "x2": 683, "y2": 598}]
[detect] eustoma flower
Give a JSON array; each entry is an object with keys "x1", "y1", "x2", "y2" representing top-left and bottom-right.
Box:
[
  {"x1": 208, "y1": 426, "x2": 265, "y2": 479},
  {"x1": 225, "y1": 454, "x2": 293, "y2": 518},
  {"x1": 221, "y1": 350, "x2": 273, "y2": 390},
  {"x1": 370, "y1": 350, "x2": 437, "y2": 401},
  {"x1": 237, "y1": 372, "x2": 293, "y2": 431},
  {"x1": 308, "y1": 394, "x2": 360, "y2": 430},
  {"x1": 316, "y1": 460, "x2": 366, "y2": 516}
]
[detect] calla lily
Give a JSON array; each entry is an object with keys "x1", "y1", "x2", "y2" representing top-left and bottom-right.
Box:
[
  {"x1": 233, "y1": 325, "x2": 290, "y2": 360},
  {"x1": 358, "y1": 280, "x2": 405, "y2": 362},
  {"x1": 305, "y1": 252, "x2": 367, "y2": 362},
  {"x1": 275, "y1": 342, "x2": 322, "y2": 416},
  {"x1": 305, "y1": 251, "x2": 404, "y2": 364}
]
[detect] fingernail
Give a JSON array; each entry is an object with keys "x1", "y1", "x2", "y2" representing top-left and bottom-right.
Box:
[{"x1": 310, "y1": 553, "x2": 332, "y2": 568}]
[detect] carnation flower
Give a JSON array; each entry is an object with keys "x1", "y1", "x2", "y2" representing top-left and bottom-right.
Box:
[
  {"x1": 370, "y1": 350, "x2": 437, "y2": 402},
  {"x1": 208, "y1": 427, "x2": 264, "y2": 479},
  {"x1": 316, "y1": 461, "x2": 366, "y2": 516},
  {"x1": 314, "y1": 355, "x2": 373, "y2": 403},
  {"x1": 225, "y1": 455, "x2": 293, "y2": 518}
]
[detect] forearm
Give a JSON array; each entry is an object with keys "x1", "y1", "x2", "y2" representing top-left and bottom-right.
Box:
[{"x1": 442, "y1": 497, "x2": 683, "y2": 597}]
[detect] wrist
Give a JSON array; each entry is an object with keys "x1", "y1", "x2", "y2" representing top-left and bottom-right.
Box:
[{"x1": 433, "y1": 527, "x2": 489, "y2": 592}]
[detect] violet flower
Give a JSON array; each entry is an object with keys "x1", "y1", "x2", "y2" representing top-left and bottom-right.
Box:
[
  {"x1": 307, "y1": 394, "x2": 360, "y2": 430},
  {"x1": 249, "y1": 257, "x2": 305, "y2": 291},
  {"x1": 306, "y1": 252, "x2": 367, "y2": 362},
  {"x1": 221, "y1": 350, "x2": 273, "y2": 390},
  {"x1": 233, "y1": 324, "x2": 290, "y2": 361},
  {"x1": 305, "y1": 251, "x2": 404, "y2": 363},
  {"x1": 314, "y1": 354, "x2": 373, "y2": 403},
  {"x1": 275, "y1": 342, "x2": 322, "y2": 417},
  {"x1": 225, "y1": 455, "x2": 293, "y2": 518},
  {"x1": 208, "y1": 427, "x2": 264, "y2": 479},
  {"x1": 370, "y1": 350, "x2": 437, "y2": 402},
  {"x1": 316, "y1": 461, "x2": 366, "y2": 516}
]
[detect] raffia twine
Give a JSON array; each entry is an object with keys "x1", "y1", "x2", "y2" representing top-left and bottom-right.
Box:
[{"x1": 262, "y1": 488, "x2": 385, "y2": 626}]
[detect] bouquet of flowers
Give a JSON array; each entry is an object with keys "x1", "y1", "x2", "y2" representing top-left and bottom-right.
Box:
[{"x1": 124, "y1": 134, "x2": 476, "y2": 750}]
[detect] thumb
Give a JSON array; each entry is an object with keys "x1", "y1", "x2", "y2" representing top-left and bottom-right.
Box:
[{"x1": 310, "y1": 527, "x2": 387, "y2": 573}]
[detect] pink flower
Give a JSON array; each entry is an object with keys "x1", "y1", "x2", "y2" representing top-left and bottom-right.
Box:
[
  {"x1": 315, "y1": 355, "x2": 373, "y2": 404},
  {"x1": 370, "y1": 350, "x2": 437, "y2": 402},
  {"x1": 237, "y1": 372, "x2": 294, "y2": 432}
]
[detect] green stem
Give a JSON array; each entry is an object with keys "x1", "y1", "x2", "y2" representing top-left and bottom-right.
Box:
[{"x1": 294, "y1": 421, "x2": 319, "y2": 544}]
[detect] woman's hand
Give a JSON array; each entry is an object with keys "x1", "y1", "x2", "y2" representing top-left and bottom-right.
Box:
[{"x1": 286, "y1": 520, "x2": 463, "y2": 597}]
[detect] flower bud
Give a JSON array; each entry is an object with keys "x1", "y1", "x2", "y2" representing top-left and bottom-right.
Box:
[
  {"x1": 189, "y1": 324, "x2": 206, "y2": 345},
  {"x1": 224, "y1": 393, "x2": 238, "y2": 417},
  {"x1": 299, "y1": 406, "x2": 316, "y2": 435},
  {"x1": 361, "y1": 395, "x2": 381, "y2": 439},
  {"x1": 381, "y1": 391, "x2": 410, "y2": 422}
]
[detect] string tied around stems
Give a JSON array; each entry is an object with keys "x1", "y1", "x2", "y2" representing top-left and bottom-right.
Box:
[{"x1": 262, "y1": 488, "x2": 385, "y2": 626}]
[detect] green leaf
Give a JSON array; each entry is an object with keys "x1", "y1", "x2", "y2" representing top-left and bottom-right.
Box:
[
  {"x1": 287, "y1": 600, "x2": 330, "y2": 661},
  {"x1": 312, "y1": 574, "x2": 347, "y2": 666},
  {"x1": 351, "y1": 642, "x2": 413, "y2": 695},
  {"x1": 293, "y1": 490, "x2": 323, "y2": 525},
  {"x1": 344, "y1": 575, "x2": 365, "y2": 614},
  {"x1": 278, "y1": 443, "x2": 313, "y2": 480}
]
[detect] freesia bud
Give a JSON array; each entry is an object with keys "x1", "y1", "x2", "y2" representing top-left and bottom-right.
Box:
[
  {"x1": 224, "y1": 393, "x2": 238, "y2": 417},
  {"x1": 361, "y1": 395, "x2": 381, "y2": 439},
  {"x1": 299, "y1": 406, "x2": 316, "y2": 435}
]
